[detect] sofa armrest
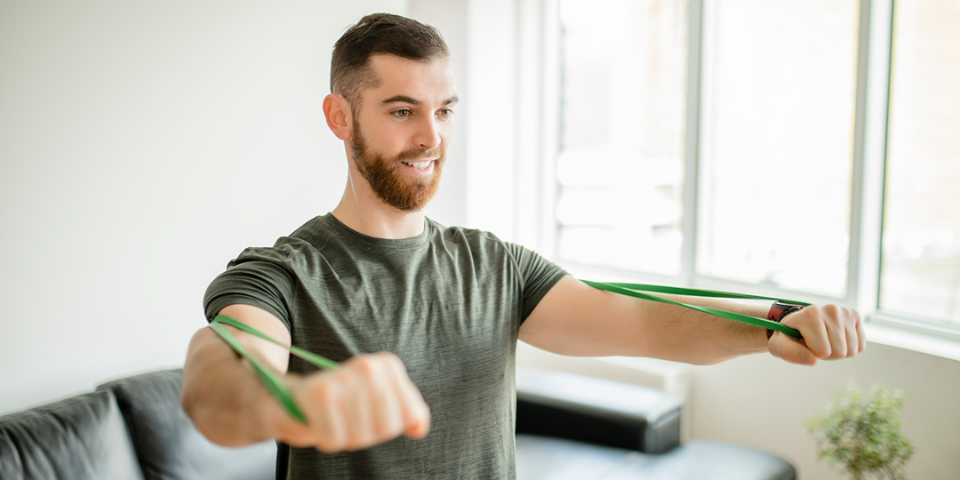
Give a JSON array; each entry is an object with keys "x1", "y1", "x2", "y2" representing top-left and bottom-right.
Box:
[
  {"x1": 516, "y1": 368, "x2": 683, "y2": 454},
  {"x1": 0, "y1": 390, "x2": 144, "y2": 480},
  {"x1": 97, "y1": 369, "x2": 276, "y2": 480}
]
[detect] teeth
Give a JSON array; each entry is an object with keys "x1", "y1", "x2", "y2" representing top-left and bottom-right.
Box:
[{"x1": 404, "y1": 161, "x2": 431, "y2": 170}]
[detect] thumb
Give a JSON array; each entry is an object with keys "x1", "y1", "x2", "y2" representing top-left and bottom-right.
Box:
[{"x1": 768, "y1": 332, "x2": 817, "y2": 366}]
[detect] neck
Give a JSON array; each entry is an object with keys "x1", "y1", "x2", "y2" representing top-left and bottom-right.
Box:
[{"x1": 331, "y1": 169, "x2": 426, "y2": 239}]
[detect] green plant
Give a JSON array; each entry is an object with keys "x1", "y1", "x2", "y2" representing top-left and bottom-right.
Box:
[{"x1": 806, "y1": 382, "x2": 915, "y2": 480}]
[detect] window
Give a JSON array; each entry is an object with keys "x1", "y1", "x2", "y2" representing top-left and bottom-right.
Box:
[
  {"x1": 698, "y1": 0, "x2": 858, "y2": 297},
  {"x1": 880, "y1": 0, "x2": 960, "y2": 326},
  {"x1": 544, "y1": 0, "x2": 960, "y2": 338},
  {"x1": 556, "y1": 0, "x2": 688, "y2": 276}
]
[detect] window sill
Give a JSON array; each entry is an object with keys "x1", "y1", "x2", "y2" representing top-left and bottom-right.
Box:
[{"x1": 864, "y1": 320, "x2": 960, "y2": 362}]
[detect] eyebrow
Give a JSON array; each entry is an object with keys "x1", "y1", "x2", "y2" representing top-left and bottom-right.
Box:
[{"x1": 381, "y1": 95, "x2": 459, "y2": 106}]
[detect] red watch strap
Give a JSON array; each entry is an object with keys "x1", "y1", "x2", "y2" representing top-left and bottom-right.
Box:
[
  {"x1": 768, "y1": 304, "x2": 790, "y2": 322},
  {"x1": 767, "y1": 302, "x2": 804, "y2": 339}
]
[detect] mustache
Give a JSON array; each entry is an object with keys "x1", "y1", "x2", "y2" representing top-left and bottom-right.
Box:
[{"x1": 397, "y1": 147, "x2": 443, "y2": 162}]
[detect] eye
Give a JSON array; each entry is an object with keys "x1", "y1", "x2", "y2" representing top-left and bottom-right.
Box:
[
  {"x1": 438, "y1": 108, "x2": 454, "y2": 118},
  {"x1": 393, "y1": 109, "x2": 412, "y2": 118}
]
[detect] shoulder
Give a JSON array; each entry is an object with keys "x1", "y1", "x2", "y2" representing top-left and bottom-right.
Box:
[
  {"x1": 229, "y1": 215, "x2": 335, "y2": 270},
  {"x1": 286, "y1": 214, "x2": 337, "y2": 248},
  {"x1": 425, "y1": 219, "x2": 550, "y2": 276},
  {"x1": 427, "y1": 219, "x2": 514, "y2": 253}
]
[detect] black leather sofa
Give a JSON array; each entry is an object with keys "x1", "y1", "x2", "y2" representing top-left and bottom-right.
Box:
[
  {"x1": 515, "y1": 369, "x2": 796, "y2": 480},
  {"x1": 0, "y1": 368, "x2": 795, "y2": 479}
]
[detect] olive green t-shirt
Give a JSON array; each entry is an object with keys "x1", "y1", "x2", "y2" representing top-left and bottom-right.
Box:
[{"x1": 203, "y1": 213, "x2": 567, "y2": 479}]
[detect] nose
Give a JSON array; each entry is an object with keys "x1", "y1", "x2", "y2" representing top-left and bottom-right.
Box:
[{"x1": 414, "y1": 116, "x2": 442, "y2": 150}]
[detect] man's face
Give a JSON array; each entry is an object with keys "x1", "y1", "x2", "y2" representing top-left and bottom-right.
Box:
[{"x1": 348, "y1": 55, "x2": 458, "y2": 212}]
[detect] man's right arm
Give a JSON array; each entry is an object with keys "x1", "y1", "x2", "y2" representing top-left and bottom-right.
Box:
[{"x1": 181, "y1": 303, "x2": 431, "y2": 452}]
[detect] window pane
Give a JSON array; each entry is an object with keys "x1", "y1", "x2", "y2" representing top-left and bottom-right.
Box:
[
  {"x1": 880, "y1": 0, "x2": 960, "y2": 326},
  {"x1": 697, "y1": 0, "x2": 858, "y2": 296},
  {"x1": 556, "y1": 0, "x2": 688, "y2": 275}
]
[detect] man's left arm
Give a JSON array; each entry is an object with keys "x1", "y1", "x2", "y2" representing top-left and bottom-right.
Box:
[{"x1": 518, "y1": 276, "x2": 865, "y2": 366}]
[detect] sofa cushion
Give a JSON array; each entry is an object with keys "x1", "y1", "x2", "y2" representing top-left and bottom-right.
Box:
[
  {"x1": 0, "y1": 390, "x2": 144, "y2": 480},
  {"x1": 516, "y1": 433, "x2": 644, "y2": 480},
  {"x1": 97, "y1": 369, "x2": 275, "y2": 480},
  {"x1": 516, "y1": 369, "x2": 683, "y2": 453}
]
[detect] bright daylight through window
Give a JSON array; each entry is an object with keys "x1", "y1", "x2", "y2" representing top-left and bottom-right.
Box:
[
  {"x1": 556, "y1": 0, "x2": 688, "y2": 276},
  {"x1": 551, "y1": 0, "x2": 960, "y2": 335},
  {"x1": 880, "y1": 0, "x2": 960, "y2": 326},
  {"x1": 698, "y1": 0, "x2": 858, "y2": 297}
]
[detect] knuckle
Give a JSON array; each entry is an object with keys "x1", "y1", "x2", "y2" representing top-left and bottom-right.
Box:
[
  {"x1": 355, "y1": 358, "x2": 380, "y2": 380},
  {"x1": 811, "y1": 342, "x2": 832, "y2": 358},
  {"x1": 345, "y1": 356, "x2": 383, "y2": 385},
  {"x1": 305, "y1": 380, "x2": 329, "y2": 403},
  {"x1": 804, "y1": 306, "x2": 823, "y2": 324},
  {"x1": 786, "y1": 307, "x2": 815, "y2": 327},
  {"x1": 312, "y1": 380, "x2": 335, "y2": 402},
  {"x1": 310, "y1": 388, "x2": 342, "y2": 423},
  {"x1": 378, "y1": 351, "x2": 405, "y2": 370}
]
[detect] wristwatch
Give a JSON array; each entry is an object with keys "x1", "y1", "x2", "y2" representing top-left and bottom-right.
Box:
[{"x1": 766, "y1": 301, "x2": 805, "y2": 339}]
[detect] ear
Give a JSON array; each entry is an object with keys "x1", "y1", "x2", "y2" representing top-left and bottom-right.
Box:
[{"x1": 323, "y1": 94, "x2": 352, "y2": 141}]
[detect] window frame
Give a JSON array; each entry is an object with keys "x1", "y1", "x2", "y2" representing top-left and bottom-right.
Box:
[{"x1": 518, "y1": 0, "x2": 960, "y2": 357}]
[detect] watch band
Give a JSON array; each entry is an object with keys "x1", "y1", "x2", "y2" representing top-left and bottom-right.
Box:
[{"x1": 767, "y1": 301, "x2": 805, "y2": 339}]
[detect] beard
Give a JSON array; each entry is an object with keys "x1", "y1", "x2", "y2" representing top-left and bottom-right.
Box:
[{"x1": 349, "y1": 125, "x2": 445, "y2": 212}]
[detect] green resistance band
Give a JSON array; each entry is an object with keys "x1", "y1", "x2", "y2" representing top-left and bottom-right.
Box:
[
  {"x1": 208, "y1": 282, "x2": 807, "y2": 423},
  {"x1": 581, "y1": 281, "x2": 807, "y2": 340},
  {"x1": 209, "y1": 315, "x2": 338, "y2": 425}
]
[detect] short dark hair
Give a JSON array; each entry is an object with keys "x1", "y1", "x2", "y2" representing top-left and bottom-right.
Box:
[{"x1": 331, "y1": 13, "x2": 449, "y2": 110}]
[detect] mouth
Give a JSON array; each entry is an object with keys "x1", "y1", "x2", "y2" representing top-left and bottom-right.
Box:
[{"x1": 400, "y1": 160, "x2": 435, "y2": 171}]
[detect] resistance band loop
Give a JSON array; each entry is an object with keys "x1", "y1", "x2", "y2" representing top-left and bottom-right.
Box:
[
  {"x1": 209, "y1": 315, "x2": 338, "y2": 424},
  {"x1": 582, "y1": 281, "x2": 806, "y2": 340},
  {"x1": 208, "y1": 282, "x2": 807, "y2": 423}
]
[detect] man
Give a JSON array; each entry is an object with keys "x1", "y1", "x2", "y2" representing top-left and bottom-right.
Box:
[{"x1": 182, "y1": 12, "x2": 864, "y2": 479}]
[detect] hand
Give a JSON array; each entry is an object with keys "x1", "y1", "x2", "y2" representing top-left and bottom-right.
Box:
[
  {"x1": 767, "y1": 305, "x2": 865, "y2": 366},
  {"x1": 273, "y1": 352, "x2": 431, "y2": 452}
]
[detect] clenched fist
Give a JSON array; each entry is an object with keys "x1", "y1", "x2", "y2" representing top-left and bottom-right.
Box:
[
  {"x1": 767, "y1": 305, "x2": 866, "y2": 366},
  {"x1": 273, "y1": 352, "x2": 431, "y2": 452}
]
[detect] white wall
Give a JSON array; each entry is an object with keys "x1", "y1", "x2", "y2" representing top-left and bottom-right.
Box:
[{"x1": 0, "y1": 0, "x2": 409, "y2": 414}]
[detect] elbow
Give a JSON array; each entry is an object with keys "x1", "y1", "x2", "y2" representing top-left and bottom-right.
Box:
[
  {"x1": 181, "y1": 386, "x2": 220, "y2": 445},
  {"x1": 181, "y1": 380, "x2": 247, "y2": 447}
]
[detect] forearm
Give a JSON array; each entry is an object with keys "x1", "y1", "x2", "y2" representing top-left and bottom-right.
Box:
[
  {"x1": 637, "y1": 294, "x2": 770, "y2": 364},
  {"x1": 181, "y1": 327, "x2": 289, "y2": 447},
  {"x1": 523, "y1": 276, "x2": 863, "y2": 367},
  {"x1": 521, "y1": 277, "x2": 772, "y2": 364}
]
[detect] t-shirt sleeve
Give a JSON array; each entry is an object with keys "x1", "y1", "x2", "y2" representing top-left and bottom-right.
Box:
[
  {"x1": 203, "y1": 254, "x2": 296, "y2": 331},
  {"x1": 507, "y1": 243, "x2": 569, "y2": 323}
]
